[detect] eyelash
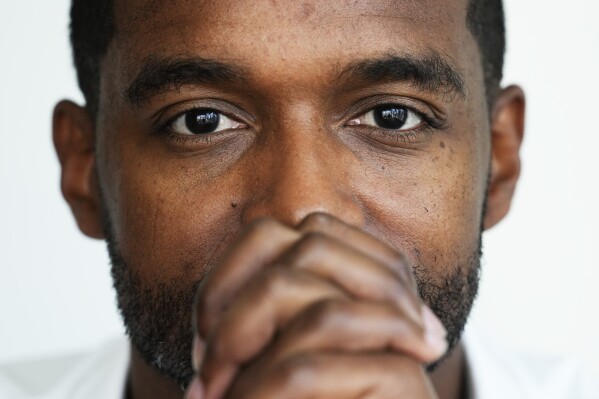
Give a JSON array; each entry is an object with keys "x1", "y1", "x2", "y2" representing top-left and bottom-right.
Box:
[
  {"x1": 155, "y1": 102, "x2": 443, "y2": 146},
  {"x1": 156, "y1": 110, "x2": 237, "y2": 145},
  {"x1": 370, "y1": 123, "x2": 435, "y2": 144},
  {"x1": 344, "y1": 105, "x2": 443, "y2": 145}
]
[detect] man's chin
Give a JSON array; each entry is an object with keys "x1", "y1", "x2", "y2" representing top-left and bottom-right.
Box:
[
  {"x1": 106, "y1": 215, "x2": 480, "y2": 387},
  {"x1": 111, "y1": 258, "x2": 479, "y2": 387},
  {"x1": 115, "y1": 268, "x2": 198, "y2": 386},
  {"x1": 106, "y1": 241, "x2": 198, "y2": 385}
]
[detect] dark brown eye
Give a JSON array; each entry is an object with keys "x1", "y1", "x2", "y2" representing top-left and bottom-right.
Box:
[
  {"x1": 184, "y1": 109, "x2": 220, "y2": 134},
  {"x1": 349, "y1": 104, "x2": 423, "y2": 131},
  {"x1": 373, "y1": 105, "x2": 408, "y2": 129},
  {"x1": 169, "y1": 108, "x2": 244, "y2": 135}
]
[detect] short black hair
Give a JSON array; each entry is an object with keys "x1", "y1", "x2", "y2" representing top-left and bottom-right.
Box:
[{"x1": 70, "y1": 0, "x2": 505, "y2": 115}]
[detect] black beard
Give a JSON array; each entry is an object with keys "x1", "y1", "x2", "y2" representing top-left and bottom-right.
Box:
[
  {"x1": 416, "y1": 247, "x2": 481, "y2": 372},
  {"x1": 106, "y1": 218, "x2": 481, "y2": 388},
  {"x1": 107, "y1": 234, "x2": 199, "y2": 388}
]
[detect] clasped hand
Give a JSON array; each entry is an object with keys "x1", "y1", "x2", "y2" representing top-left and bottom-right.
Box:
[{"x1": 185, "y1": 213, "x2": 447, "y2": 399}]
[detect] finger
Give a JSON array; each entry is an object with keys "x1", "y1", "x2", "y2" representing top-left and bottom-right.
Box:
[
  {"x1": 276, "y1": 231, "x2": 424, "y2": 324},
  {"x1": 194, "y1": 218, "x2": 300, "y2": 337},
  {"x1": 200, "y1": 268, "x2": 347, "y2": 399},
  {"x1": 298, "y1": 212, "x2": 416, "y2": 287},
  {"x1": 228, "y1": 352, "x2": 439, "y2": 399},
  {"x1": 261, "y1": 299, "x2": 447, "y2": 367},
  {"x1": 296, "y1": 213, "x2": 446, "y2": 364},
  {"x1": 185, "y1": 377, "x2": 205, "y2": 399}
]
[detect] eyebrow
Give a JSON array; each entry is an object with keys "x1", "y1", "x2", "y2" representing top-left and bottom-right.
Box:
[
  {"x1": 125, "y1": 50, "x2": 466, "y2": 106},
  {"x1": 338, "y1": 51, "x2": 466, "y2": 100},
  {"x1": 125, "y1": 56, "x2": 246, "y2": 105}
]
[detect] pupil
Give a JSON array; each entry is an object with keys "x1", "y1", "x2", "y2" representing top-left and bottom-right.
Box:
[
  {"x1": 373, "y1": 105, "x2": 407, "y2": 129},
  {"x1": 185, "y1": 109, "x2": 220, "y2": 134}
]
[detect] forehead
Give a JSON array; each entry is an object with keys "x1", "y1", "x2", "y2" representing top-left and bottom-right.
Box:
[{"x1": 111, "y1": 0, "x2": 476, "y2": 84}]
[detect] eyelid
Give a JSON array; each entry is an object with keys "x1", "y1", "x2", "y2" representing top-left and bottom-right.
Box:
[
  {"x1": 152, "y1": 99, "x2": 254, "y2": 134},
  {"x1": 340, "y1": 95, "x2": 447, "y2": 129},
  {"x1": 352, "y1": 106, "x2": 423, "y2": 131},
  {"x1": 168, "y1": 111, "x2": 245, "y2": 136}
]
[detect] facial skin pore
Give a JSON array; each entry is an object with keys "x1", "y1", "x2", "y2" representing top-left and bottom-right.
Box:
[{"x1": 53, "y1": 0, "x2": 525, "y2": 398}]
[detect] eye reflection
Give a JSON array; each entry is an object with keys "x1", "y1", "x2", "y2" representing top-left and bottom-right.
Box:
[
  {"x1": 349, "y1": 104, "x2": 423, "y2": 130},
  {"x1": 375, "y1": 106, "x2": 407, "y2": 129},
  {"x1": 170, "y1": 108, "x2": 243, "y2": 135}
]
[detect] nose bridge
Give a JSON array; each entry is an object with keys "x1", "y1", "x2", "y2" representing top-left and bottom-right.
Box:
[{"x1": 241, "y1": 121, "x2": 365, "y2": 228}]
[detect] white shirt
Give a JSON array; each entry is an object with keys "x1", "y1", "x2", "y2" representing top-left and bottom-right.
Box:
[
  {"x1": 0, "y1": 339, "x2": 129, "y2": 399},
  {"x1": 462, "y1": 329, "x2": 597, "y2": 399},
  {"x1": 1, "y1": 329, "x2": 596, "y2": 398}
]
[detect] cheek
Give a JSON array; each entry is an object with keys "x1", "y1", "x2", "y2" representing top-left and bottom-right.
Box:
[
  {"x1": 358, "y1": 135, "x2": 487, "y2": 278},
  {"x1": 119, "y1": 181, "x2": 236, "y2": 280},
  {"x1": 99, "y1": 143, "x2": 242, "y2": 281}
]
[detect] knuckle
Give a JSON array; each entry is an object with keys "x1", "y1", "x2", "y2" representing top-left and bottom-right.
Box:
[
  {"x1": 299, "y1": 212, "x2": 333, "y2": 231},
  {"x1": 272, "y1": 353, "x2": 320, "y2": 392},
  {"x1": 391, "y1": 307, "x2": 427, "y2": 341},
  {"x1": 348, "y1": 278, "x2": 387, "y2": 300},
  {"x1": 295, "y1": 232, "x2": 332, "y2": 255},
  {"x1": 260, "y1": 267, "x2": 295, "y2": 294},
  {"x1": 303, "y1": 299, "x2": 347, "y2": 330},
  {"x1": 231, "y1": 355, "x2": 321, "y2": 399},
  {"x1": 409, "y1": 316, "x2": 427, "y2": 340}
]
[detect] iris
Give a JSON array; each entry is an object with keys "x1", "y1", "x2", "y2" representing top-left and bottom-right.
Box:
[
  {"x1": 185, "y1": 109, "x2": 220, "y2": 134},
  {"x1": 373, "y1": 105, "x2": 408, "y2": 129}
]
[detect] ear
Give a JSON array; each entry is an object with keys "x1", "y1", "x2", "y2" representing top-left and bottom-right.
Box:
[
  {"x1": 483, "y1": 85, "x2": 526, "y2": 230},
  {"x1": 53, "y1": 100, "x2": 105, "y2": 239}
]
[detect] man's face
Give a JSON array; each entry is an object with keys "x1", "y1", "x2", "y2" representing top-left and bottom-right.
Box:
[{"x1": 94, "y1": 0, "x2": 491, "y2": 385}]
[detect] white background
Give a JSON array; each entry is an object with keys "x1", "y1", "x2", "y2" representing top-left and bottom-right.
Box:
[{"x1": 1, "y1": 0, "x2": 598, "y2": 376}]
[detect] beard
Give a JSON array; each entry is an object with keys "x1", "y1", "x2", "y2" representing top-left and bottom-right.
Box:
[
  {"x1": 416, "y1": 247, "x2": 481, "y2": 371},
  {"x1": 105, "y1": 218, "x2": 481, "y2": 388},
  {"x1": 107, "y1": 234, "x2": 199, "y2": 388}
]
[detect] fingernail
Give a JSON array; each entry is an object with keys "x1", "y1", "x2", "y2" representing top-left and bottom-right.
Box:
[
  {"x1": 422, "y1": 306, "x2": 448, "y2": 352},
  {"x1": 186, "y1": 377, "x2": 205, "y2": 399},
  {"x1": 192, "y1": 336, "x2": 205, "y2": 372}
]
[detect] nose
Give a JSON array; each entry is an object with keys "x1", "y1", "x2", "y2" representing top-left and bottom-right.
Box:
[{"x1": 240, "y1": 125, "x2": 365, "y2": 228}]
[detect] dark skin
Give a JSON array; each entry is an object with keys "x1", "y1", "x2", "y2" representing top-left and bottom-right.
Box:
[{"x1": 53, "y1": 0, "x2": 525, "y2": 398}]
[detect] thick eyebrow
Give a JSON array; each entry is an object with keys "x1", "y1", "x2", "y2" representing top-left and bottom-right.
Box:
[
  {"x1": 338, "y1": 51, "x2": 466, "y2": 100},
  {"x1": 125, "y1": 56, "x2": 246, "y2": 105}
]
